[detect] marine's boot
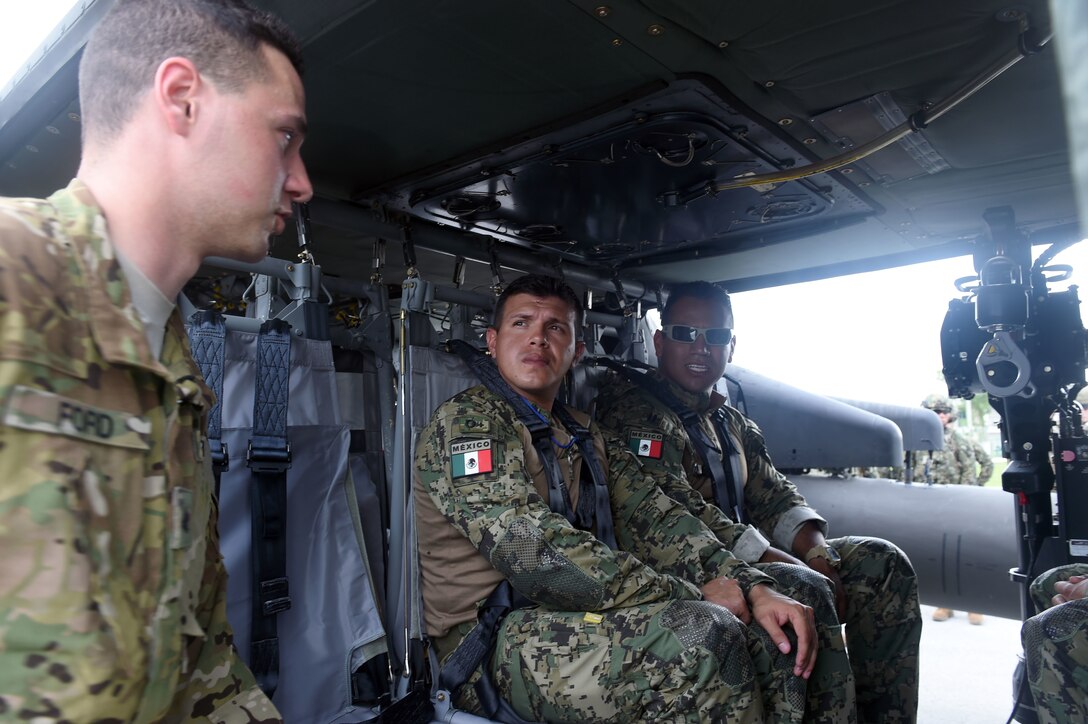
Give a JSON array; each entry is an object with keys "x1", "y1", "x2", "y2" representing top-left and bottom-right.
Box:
[
  {"x1": 968, "y1": 612, "x2": 984, "y2": 625},
  {"x1": 931, "y1": 608, "x2": 953, "y2": 622}
]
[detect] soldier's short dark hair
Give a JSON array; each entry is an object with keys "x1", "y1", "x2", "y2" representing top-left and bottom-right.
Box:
[
  {"x1": 492, "y1": 274, "x2": 584, "y2": 330},
  {"x1": 661, "y1": 281, "x2": 732, "y2": 325},
  {"x1": 79, "y1": 0, "x2": 303, "y2": 143}
]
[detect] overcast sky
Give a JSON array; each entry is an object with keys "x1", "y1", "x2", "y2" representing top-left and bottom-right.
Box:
[
  {"x1": 0, "y1": 1, "x2": 80, "y2": 92},
  {"x1": 730, "y1": 247, "x2": 1088, "y2": 406},
  {"x1": 4, "y1": 1, "x2": 1087, "y2": 410}
]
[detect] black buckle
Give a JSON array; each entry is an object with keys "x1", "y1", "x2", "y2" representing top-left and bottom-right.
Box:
[
  {"x1": 247, "y1": 441, "x2": 292, "y2": 473},
  {"x1": 210, "y1": 439, "x2": 230, "y2": 473},
  {"x1": 260, "y1": 577, "x2": 292, "y2": 615}
]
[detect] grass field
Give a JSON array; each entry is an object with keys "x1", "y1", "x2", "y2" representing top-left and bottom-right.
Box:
[{"x1": 983, "y1": 458, "x2": 1008, "y2": 488}]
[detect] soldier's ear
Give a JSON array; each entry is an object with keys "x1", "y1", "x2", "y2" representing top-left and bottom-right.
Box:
[
  {"x1": 155, "y1": 57, "x2": 202, "y2": 137},
  {"x1": 727, "y1": 334, "x2": 737, "y2": 363},
  {"x1": 486, "y1": 327, "x2": 498, "y2": 356},
  {"x1": 573, "y1": 340, "x2": 586, "y2": 364}
]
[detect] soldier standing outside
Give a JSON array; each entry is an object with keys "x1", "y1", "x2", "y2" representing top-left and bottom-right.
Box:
[
  {"x1": 596, "y1": 281, "x2": 923, "y2": 723},
  {"x1": 914, "y1": 394, "x2": 994, "y2": 624},
  {"x1": 1021, "y1": 563, "x2": 1088, "y2": 722},
  {"x1": 0, "y1": 0, "x2": 311, "y2": 719},
  {"x1": 414, "y1": 274, "x2": 836, "y2": 723}
]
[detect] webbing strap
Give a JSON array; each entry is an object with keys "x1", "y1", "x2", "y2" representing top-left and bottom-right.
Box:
[
  {"x1": 187, "y1": 310, "x2": 229, "y2": 497},
  {"x1": 595, "y1": 358, "x2": 745, "y2": 523},
  {"x1": 438, "y1": 582, "x2": 526, "y2": 693},
  {"x1": 439, "y1": 582, "x2": 537, "y2": 724},
  {"x1": 247, "y1": 319, "x2": 293, "y2": 698},
  {"x1": 709, "y1": 409, "x2": 747, "y2": 524},
  {"x1": 551, "y1": 403, "x2": 617, "y2": 550}
]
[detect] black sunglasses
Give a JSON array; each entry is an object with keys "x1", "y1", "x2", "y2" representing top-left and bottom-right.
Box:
[{"x1": 662, "y1": 324, "x2": 734, "y2": 346}]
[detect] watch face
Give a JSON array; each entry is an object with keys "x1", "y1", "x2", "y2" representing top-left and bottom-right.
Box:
[{"x1": 809, "y1": 545, "x2": 840, "y2": 566}]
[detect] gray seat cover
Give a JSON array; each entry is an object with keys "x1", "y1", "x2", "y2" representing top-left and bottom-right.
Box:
[{"x1": 217, "y1": 330, "x2": 387, "y2": 723}]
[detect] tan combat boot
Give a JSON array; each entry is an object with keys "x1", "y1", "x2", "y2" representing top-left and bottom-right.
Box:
[
  {"x1": 968, "y1": 612, "x2": 985, "y2": 625},
  {"x1": 932, "y1": 608, "x2": 953, "y2": 622}
]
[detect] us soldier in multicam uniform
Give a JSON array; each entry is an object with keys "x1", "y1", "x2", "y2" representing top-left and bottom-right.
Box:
[
  {"x1": 913, "y1": 394, "x2": 993, "y2": 625},
  {"x1": 416, "y1": 274, "x2": 834, "y2": 723},
  {"x1": 596, "y1": 281, "x2": 922, "y2": 724},
  {"x1": 0, "y1": 0, "x2": 311, "y2": 719},
  {"x1": 1020, "y1": 564, "x2": 1088, "y2": 723}
]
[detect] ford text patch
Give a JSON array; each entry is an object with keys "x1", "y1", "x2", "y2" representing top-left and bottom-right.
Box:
[{"x1": 3, "y1": 385, "x2": 151, "y2": 450}]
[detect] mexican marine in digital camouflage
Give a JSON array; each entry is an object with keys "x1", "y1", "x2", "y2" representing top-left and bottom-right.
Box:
[
  {"x1": 596, "y1": 369, "x2": 923, "y2": 723},
  {"x1": 415, "y1": 382, "x2": 819, "y2": 723},
  {"x1": 911, "y1": 426, "x2": 994, "y2": 486},
  {"x1": 1022, "y1": 564, "x2": 1088, "y2": 724},
  {"x1": 0, "y1": 182, "x2": 280, "y2": 721}
]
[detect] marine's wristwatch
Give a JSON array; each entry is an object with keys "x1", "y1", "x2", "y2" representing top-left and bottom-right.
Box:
[{"x1": 803, "y1": 543, "x2": 841, "y2": 569}]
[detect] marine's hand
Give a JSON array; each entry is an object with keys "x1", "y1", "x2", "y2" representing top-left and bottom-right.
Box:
[
  {"x1": 702, "y1": 576, "x2": 751, "y2": 623},
  {"x1": 806, "y1": 557, "x2": 847, "y2": 620},
  {"x1": 1053, "y1": 575, "x2": 1088, "y2": 606},
  {"x1": 758, "y1": 546, "x2": 804, "y2": 566},
  {"x1": 747, "y1": 583, "x2": 817, "y2": 679}
]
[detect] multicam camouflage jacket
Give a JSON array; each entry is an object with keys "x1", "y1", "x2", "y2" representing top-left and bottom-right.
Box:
[
  {"x1": 911, "y1": 425, "x2": 994, "y2": 485},
  {"x1": 414, "y1": 384, "x2": 774, "y2": 653},
  {"x1": 0, "y1": 182, "x2": 279, "y2": 722},
  {"x1": 596, "y1": 371, "x2": 827, "y2": 563}
]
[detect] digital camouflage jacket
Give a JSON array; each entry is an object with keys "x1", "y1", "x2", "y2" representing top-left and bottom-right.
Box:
[
  {"x1": 596, "y1": 371, "x2": 826, "y2": 562},
  {"x1": 0, "y1": 182, "x2": 279, "y2": 722},
  {"x1": 414, "y1": 384, "x2": 773, "y2": 656},
  {"x1": 911, "y1": 425, "x2": 994, "y2": 485}
]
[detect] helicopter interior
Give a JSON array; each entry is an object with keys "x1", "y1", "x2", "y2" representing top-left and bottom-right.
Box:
[{"x1": 1, "y1": 1, "x2": 1085, "y2": 722}]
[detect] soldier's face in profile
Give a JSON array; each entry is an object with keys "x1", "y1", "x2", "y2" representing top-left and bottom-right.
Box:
[
  {"x1": 194, "y1": 44, "x2": 313, "y2": 262},
  {"x1": 654, "y1": 295, "x2": 734, "y2": 394},
  {"x1": 486, "y1": 293, "x2": 584, "y2": 410}
]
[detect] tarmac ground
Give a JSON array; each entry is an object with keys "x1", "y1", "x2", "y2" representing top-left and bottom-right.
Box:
[{"x1": 915, "y1": 603, "x2": 1024, "y2": 723}]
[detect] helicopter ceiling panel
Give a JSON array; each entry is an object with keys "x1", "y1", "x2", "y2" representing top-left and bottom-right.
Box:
[{"x1": 364, "y1": 80, "x2": 878, "y2": 267}]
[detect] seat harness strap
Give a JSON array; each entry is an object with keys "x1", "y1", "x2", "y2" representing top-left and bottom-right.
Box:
[
  {"x1": 595, "y1": 358, "x2": 745, "y2": 523},
  {"x1": 186, "y1": 310, "x2": 229, "y2": 497},
  {"x1": 247, "y1": 318, "x2": 293, "y2": 698}
]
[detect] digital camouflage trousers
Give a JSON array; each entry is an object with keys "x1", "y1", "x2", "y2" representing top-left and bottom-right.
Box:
[
  {"x1": 1023, "y1": 564, "x2": 1088, "y2": 724},
  {"x1": 453, "y1": 596, "x2": 805, "y2": 723},
  {"x1": 829, "y1": 535, "x2": 921, "y2": 723},
  {"x1": 449, "y1": 536, "x2": 918, "y2": 722},
  {"x1": 757, "y1": 561, "x2": 856, "y2": 723}
]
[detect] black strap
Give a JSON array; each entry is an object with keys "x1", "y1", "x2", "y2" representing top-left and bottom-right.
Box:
[
  {"x1": 551, "y1": 403, "x2": 617, "y2": 550},
  {"x1": 373, "y1": 685, "x2": 434, "y2": 724},
  {"x1": 187, "y1": 310, "x2": 229, "y2": 497},
  {"x1": 247, "y1": 318, "x2": 293, "y2": 698},
  {"x1": 439, "y1": 581, "x2": 536, "y2": 724},
  {"x1": 438, "y1": 582, "x2": 528, "y2": 693},
  {"x1": 595, "y1": 358, "x2": 745, "y2": 523},
  {"x1": 709, "y1": 409, "x2": 747, "y2": 524}
]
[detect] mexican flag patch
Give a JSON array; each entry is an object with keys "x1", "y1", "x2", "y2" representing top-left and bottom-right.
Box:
[
  {"x1": 452, "y1": 439, "x2": 493, "y2": 478},
  {"x1": 629, "y1": 431, "x2": 663, "y2": 459}
]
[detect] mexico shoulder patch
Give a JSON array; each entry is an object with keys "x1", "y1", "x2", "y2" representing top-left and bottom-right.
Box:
[
  {"x1": 629, "y1": 431, "x2": 663, "y2": 459},
  {"x1": 452, "y1": 439, "x2": 493, "y2": 478}
]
